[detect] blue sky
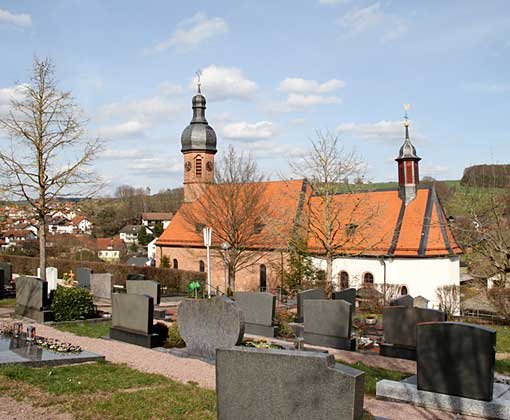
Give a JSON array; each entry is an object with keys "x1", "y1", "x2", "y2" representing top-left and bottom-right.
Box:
[{"x1": 0, "y1": 0, "x2": 509, "y2": 194}]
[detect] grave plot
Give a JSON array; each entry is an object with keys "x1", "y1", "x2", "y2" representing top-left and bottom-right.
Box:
[
  {"x1": 109, "y1": 293, "x2": 164, "y2": 348},
  {"x1": 376, "y1": 322, "x2": 510, "y2": 419},
  {"x1": 233, "y1": 291, "x2": 277, "y2": 337},
  {"x1": 379, "y1": 306, "x2": 446, "y2": 360},
  {"x1": 216, "y1": 347, "x2": 365, "y2": 420}
]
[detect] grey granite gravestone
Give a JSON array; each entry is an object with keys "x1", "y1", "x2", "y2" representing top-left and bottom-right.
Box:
[
  {"x1": 126, "y1": 279, "x2": 160, "y2": 305},
  {"x1": 90, "y1": 273, "x2": 112, "y2": 300},
  {"x1": 413, "y1": 295, "x2": 429, "y2": 309},
  {"x1": 296, "y1": 288, "x2": 326, "y2": 323},
  {"x1": 390, "y1": 295, "x2": 414, "y2": 307},
  {"x1": 127, "y1": 274, "x2": 145, "y2": 280},
  {"x1": 178, "y1": 296, "x2": 244, "y2": 360},
  {"x1": 216, "y1": 347, "x2": 365, "y2": 420},
  {"x1": 233, "y1": 291, "x2": 276, "y2": 337},
  {"x1": 303, "y1": 299, "x2": 355, "y2": 350},
  {"x1": 332, "y1": 288, "x2": 357, "y2": 314},
  {"x1": 417, "y1": 322, "x2": 496, "y2": 401},
  {"x1": 380, "y1": 306, "x2": 446, "y2": 360},
  {"x1": 0, "y1": 268, "x2": 5, "y2": 298},
  {"x1": 14, "y1": 276, "x2": 53, "y2": 322},
  {"x1": 109, "y1": 293, "x2": 162, "y2": 348},
  {"x1": 76, "y1": 267, "x2": 92, "y2": 288}
]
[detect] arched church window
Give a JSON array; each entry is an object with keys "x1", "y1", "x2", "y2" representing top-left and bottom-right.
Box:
[
  {"x1": 199, "y1": 260, "x2": 205, "y2": 272},
  {"x1": 338, "y1": 271, "x2": 349, "y2": 289},
  {"x1": 363, "y1": 272, "x2": 374, "y2": 286},
  {"x1": 173, "y1": 259, "x2": 178, "y2": 269},
  {"x1": 400, "y1": 285, "x2": 408, "y2": 296},
  {"x1": 259, "y1": 264, "x2": 267, "y2": 291}
]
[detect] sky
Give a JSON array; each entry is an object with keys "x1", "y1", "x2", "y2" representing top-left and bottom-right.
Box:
[{"x1": 0, "y1": 0, "x2": 509, "y2": 195}]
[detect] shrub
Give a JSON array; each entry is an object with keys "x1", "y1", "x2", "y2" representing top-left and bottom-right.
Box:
[
  {"x1": 51, "y1": 287, "x2": 96, "y2": 321},
  {"x1": 275, "y1": 309, "x2": 295, "y2": 338},
  {"x1": 165, "y1": 322, "x2": 185, "y2": 348}
]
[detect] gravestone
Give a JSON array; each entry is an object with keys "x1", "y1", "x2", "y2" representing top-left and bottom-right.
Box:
[
  {"x1": 380, "y1": 306, "x2": 446, "y2": 360},
  {"x1": 14, "y1": 276, "x2": 53, "y2": 322},
  {"x1": 332, "y1": 288, "x2": 357, "y2": 314},
  {"x1": 37, "y1": 267, "x2": 58, "y2": 293},
  {"x1": 178, "y1": 296, "x2": 244, "y2": 360},
  {"x1": 417, "y1": 322, "x2": 496, "y2": 401},
  {"x1": 126, "y1": 279, "x2": 161, "y2": 305},
  {"x1": 413, "y1": 295, "x2": 429, "y2": 309},
  {"x1": 296, "y1": 288, "x2": 326, "y2": 323},
  {"x1": 390, "y1": 295, "x2": 414, "y2": 307},
  {"x1": 217, "y1": 347, "x2": 365, "y2": 420},
  {"x1": 127, "y1": 274, "x2": 145, "y2": 280},
  {"x1": 90, "y1": 273, "x2": 112, "y2": 300},
  {"x1": 303, "y1": 299, "x2": 355, "y2": 350},
  {"x1": 109, "y1": 293, "x2": 162, "y2": 348},
  {"x1": 233, "y1": 291, "x2": 276, "y2": 337},
  {"x1": 0, "y1": 262, "x2": 12, "y2": 284},
  {"x1": 76, "y1": 267, "x2": 92, "y2": 288},
  {"x1": 0, "y1": 268, "x2": 5, "y2": 298}
]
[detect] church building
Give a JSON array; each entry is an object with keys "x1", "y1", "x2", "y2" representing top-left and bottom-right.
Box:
[{"x1": 156, "y1": 89, "x2": 461, "y2": 309}]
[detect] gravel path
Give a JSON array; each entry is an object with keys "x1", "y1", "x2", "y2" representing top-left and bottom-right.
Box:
[
  {"x1": 0, "y1": 396, "x2": 72, "y2": 420},
  {"x1": 35, "y1": 323, "x2": 216, "y2": 390}
]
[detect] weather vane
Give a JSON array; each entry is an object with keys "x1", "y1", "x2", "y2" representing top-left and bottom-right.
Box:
[
  {"x1": 403, "y1": 103, "x2": 411, "y2": 126},
  {"x1": 196, "y1": 69, "x2": 202, "y2": 93}
]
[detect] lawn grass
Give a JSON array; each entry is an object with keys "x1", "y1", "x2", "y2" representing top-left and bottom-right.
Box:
[
  {"x1": 0, "y1": 361, "x2": 216, "y2": 419},
  {"x1": 491, "y1": 324, "x2": 510, "y2": 354},
  {"x1": 496, "y1": 359, "x2": 510, "y2": 376},
  {"x1": 340, "y1": 361, "x2": 410, "y2": 396},
  {"x1": 53, "y1": 320, "x2": 112, "y2": 338},
  {"x1": 0, "y1": 298, "x2": 16, "y2": 306}
]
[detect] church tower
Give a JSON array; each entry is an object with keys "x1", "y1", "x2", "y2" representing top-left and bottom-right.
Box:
[
  {"x1": 181, "y1": 83, "x2": 217, "y2": 203},
  {"x1": 396, "y1": 107, "x2": 421, "y2": 206}
]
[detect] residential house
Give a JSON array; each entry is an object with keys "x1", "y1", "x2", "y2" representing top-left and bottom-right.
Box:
[
  {"x1": 96, "y1": 238, "x2": 126, "y2": 263},
  {"x1": 119, "y1": 225, "x2": 140, "y2": 244}
]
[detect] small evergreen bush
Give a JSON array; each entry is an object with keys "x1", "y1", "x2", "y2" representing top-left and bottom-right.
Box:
[{"x1": 51, "y1": 286, "x2": 96, "y2": 321}]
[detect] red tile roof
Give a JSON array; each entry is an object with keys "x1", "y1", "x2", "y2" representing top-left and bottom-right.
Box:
[
  {"x1": 141, "y1": 212, "x2": 173, "y2": 221},
  {"x1": 157, "y1": 182, "x2": 461, "y2": 258}
]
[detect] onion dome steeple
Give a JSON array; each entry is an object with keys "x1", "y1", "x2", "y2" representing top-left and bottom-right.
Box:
[
  {"x1": 180, "y1": 77, "x2": 217, "y2": 154},
  {"x1": 396, "y1": 105, "x2": 421, "y2": 206}
]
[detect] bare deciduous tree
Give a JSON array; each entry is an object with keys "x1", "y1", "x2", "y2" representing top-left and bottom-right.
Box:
[
  {"x1": 290, "y1": 130, "x2": 381, "y2": 292},
  {"x1": 436, "y1": 285, "x2": 460, "y2": 319},
  {"x1": 183, "y1": 146, "x2": 272, "y2": 291},
  {"x1": 0, "y1": 58, "x2": 102, "y2": 279}
]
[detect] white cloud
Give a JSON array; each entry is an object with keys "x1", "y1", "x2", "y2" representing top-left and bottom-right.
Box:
[
  {"x1": 127, "y1": 157, "x2": 182, "y2": 177},
  {"x1": 101, "y1": 149, "x2": 151, "y2": 160},
  {"x1": 239, "y1": 140, "x2": 307, "y2": 160},
  {"x1": 0, "y1": 9, "x2": 31, "y2": 27},
  {"x1": 286, "y1": 93, "x2": 341, "y2": 108},
  {"x1": 148, "y1": 13, "x2": 228, "y2": 53},
  {"x1": 222, "y1": 121, "x2": 277, "y2": 141},
  {"x1": 338, "y1": 2, "x2": 408, "y2": 42},
  {"x1": 319, "y1": 0, "x2": 351, "y2": 4},
  {"x1": 336, "y1": 120, "x2": 411, "y2": 143},
  {"x1": 157, "y1": 82, "x2": 183, "y2": 96},
  {"x1": 98, "y1": 120, "x2": 147, "y2": 140},
  {"x1": 278, "y1": 77, "x2": 346, "y2": 94},
  {"x1": 191, "y1": 65, "x2": 258, "y2": 101},
  {"x1": 98, "y1": 96, "x2": 182, "y2": 123}
]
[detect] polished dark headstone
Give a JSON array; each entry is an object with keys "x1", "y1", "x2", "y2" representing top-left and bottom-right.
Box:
[
  {"x1": 15, "y1": 276, "x2": 53, "y2": 322},
  {"x1": 303, "y1": 299, "x2": 355, "y2": 351},
  {"x1": 0, "y1": 268, "x2": 5, "y2": 298},
  {"x1": 0, "y1": 262, "x2": 12, "y2": 284},
  {"x1": 417, "y1": 322, "x2": 496, "y2": 401},
  {"x1": 332, "y1": 288, "x2": 356, "y2": 313},
  {"x1": 296, "y1": 288, "x2": 325, "y2": 323},
  {"x1": 380, "y1": 306, "x2": 446, "y2": 360},
  {"x1": 233, "y1": 292, "x2": 276, "y2": 337},
  {"x1": 127, "y1": 274, "x2": 145, "y2": 280},
  {"x1": 76, "y1": 267, "x2": 92, "y2": 288},
  {"x1": 390, "y1": 295, "x2": 414, "y2": 307}
]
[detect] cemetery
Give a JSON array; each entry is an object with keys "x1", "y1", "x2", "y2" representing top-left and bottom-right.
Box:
[{"x1": 0, "y1": 262, "x2": 506, "y2": 419}]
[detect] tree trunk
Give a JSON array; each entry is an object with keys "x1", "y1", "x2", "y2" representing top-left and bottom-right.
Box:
[
  {"x1": 326, "y1": 254, "x2": 333, "y2": 298},
  {"x1": 228, "y1": 265, "x2": 235, "y2": 291},
  {"x1": 39, "y1": 218, "x2": 46, "y2": 281}
]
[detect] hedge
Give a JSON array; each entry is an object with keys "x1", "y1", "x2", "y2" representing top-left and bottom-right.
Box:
[{"x1": 0, "y1": 255, "x2": 205, "y2": 294}]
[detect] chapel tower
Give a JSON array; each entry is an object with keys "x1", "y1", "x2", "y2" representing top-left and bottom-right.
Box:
[
  {"x1": 181, "y1": 82, "x2": 217, "y2": 203},
  {"x1": 396, "y1": 106, "x2": 421, "y2": 206}
]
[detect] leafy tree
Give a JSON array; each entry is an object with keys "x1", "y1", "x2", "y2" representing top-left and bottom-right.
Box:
[
  {"x1": 153, "y1": 221, "x2": 164, "y2": 237},
  {"x1": 160, "y1": 255, "x2": 170, "y2": 268},
  {"x1": 137, "y1": 226, "x2": 153, "y2": 246}
]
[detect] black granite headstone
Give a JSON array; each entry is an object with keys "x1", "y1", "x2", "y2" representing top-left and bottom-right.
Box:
[
  {"x1": 332, "y1": 288, "x2": 356, "y2": 314},
  {"x1": 390, "y1": 295, "x2": 414, "y2": 307},
  {"x1": 417, "y1": 322, "x2": 496, "y2": 401},
  {"x1": 0, "y1": 262, "x2": 12, "y2": 284},
  {"x1": 296, "y1": 288, "x2": 325, "y2": 323},
  {"x1": 127, "y1": 274, "x2": 145, "y2": 280},
  {"x1": 380, "y1": 306, "x2": 446, "y2": 360},
  {"x1": 0, "y1": 268, "x2": 5, "y2": 298}
]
